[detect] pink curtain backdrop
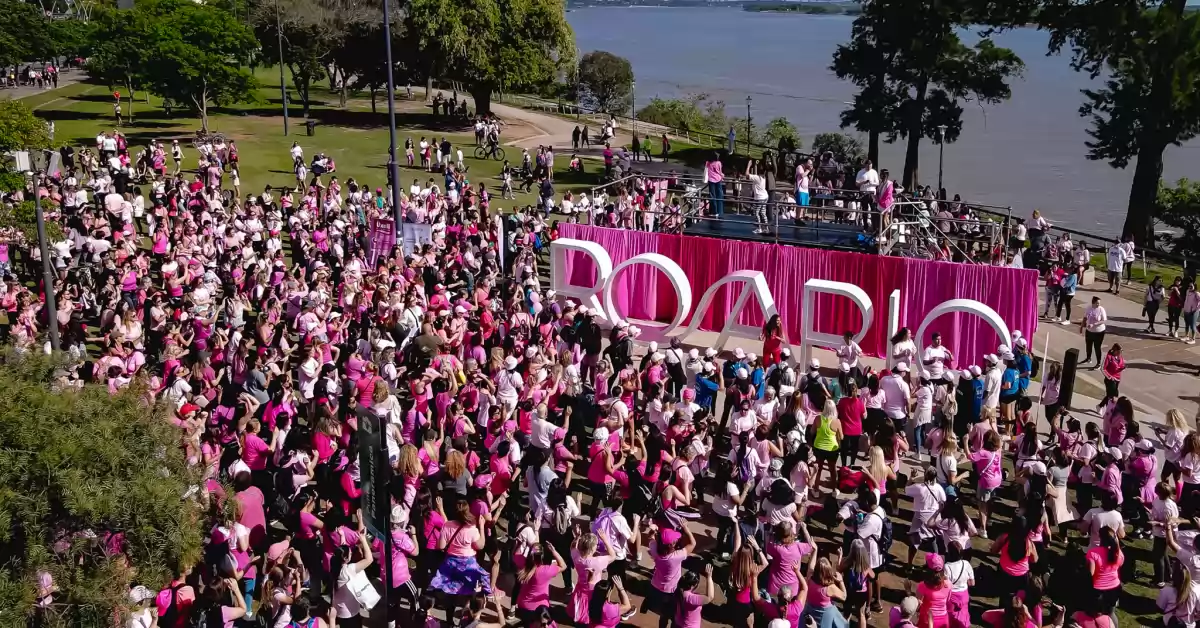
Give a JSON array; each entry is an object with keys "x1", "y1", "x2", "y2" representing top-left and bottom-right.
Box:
[{"x1": 556, "y1": 224, "x2": 1039, "y2": 365}]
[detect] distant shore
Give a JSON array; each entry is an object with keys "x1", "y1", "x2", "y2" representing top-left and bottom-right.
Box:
[
  {"x1": 566, "y1": 1, "x2": 862, "y2": 11},
  {"x1": 742, "y1": 2, "x2": 861, "y2": 14}
]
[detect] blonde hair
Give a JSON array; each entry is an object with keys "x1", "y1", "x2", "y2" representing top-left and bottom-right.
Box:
[
  {"x1": 372, "y1": 379, "x2": 390, "y2": 404},
  {"x1": 938, "y1": 434, "x2": 959, "y2": 456},
  {"x1": 867, "y1": 446, "x2": 888, "y2": 484},
  {"x1": 822, "y1": 399, "x2": 838, "y2": 419},
  {"x1": 445, "y1": 450, "x2": 466, "y2": 479},
  {"x1": 396, "y1": 444, "x2": 422, "y2": 479},
  {"x1": 577, "y1": 533, "x2": 598, "y2": 557},
  {"x1": 1167, "y1": 409, "x2": 1190, "y2": 432},
  {"x1": 814, "y1": 557, "x2": 837, "y2": 586},
  {"x1": 980, "y1": 406, "x2": 997, "y2": 425}
]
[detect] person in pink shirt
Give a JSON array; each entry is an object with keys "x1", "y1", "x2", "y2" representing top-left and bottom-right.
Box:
[
  {"x1": 968, "y1": 429, "x2": 1003, "y2": 537},
  {"x1": 587, "y1": 577, "x2": 633, "y2": 628},
  {"x1": 767, "y1": 520, "x2": 815, "y2": 597},
  {"x1": 916, "y1": 559, "x2": 952, "y2": 628},
  {"x1": 1099, "y1": 344, "x2": 1125, "y2": 409},
  {"x1": 514, "y1": 542, "x2": 567, "y2": 621},
  {"x1": 1088, "y1": 526, "x2": 1124, "y2": 614},
  {"x1": 570, "y1": 530, "x2": 616, "y2": 623},
  {"x1": 673, "y1": 564, "x2": 714, "y2": 628},
  {"x1": 642, "y1": 526, "x2": 695, "y2": 628}
]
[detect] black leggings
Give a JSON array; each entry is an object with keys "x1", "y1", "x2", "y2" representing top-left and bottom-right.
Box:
[
  {"x1": 840, "y1": 434, "x2": 862, "y2": 467},
  {"x1": 1101, "y1": 378, "x2": 1119, "y2": 406},
  {"x1": 1055, "y1": 293, "x2": 1073, "y2": 321},
  {"x1": 1084, "y1": 331, "x2": 1105, "y2": 363},
  {"x1": 1147, "y1": 301, "x2": 1161, "y2": 330},
  {"x1": 1169, "y1": 305, "x2": 1183, "y2": 334}
]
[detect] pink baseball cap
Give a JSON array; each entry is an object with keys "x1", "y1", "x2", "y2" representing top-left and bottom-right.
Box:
[{"x1": 660, "y1": 528, "x2": 682, "y2": 546}]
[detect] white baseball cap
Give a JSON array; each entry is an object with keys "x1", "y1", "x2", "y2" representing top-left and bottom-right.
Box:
[
  {"x1": 734, "y1": 348, "x2": 746, "y2": 359},
  {"x1": 895, "y1": 362, "x2": 910, "y2": 373}
]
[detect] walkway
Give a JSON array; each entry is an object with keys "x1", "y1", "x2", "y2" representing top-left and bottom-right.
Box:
[{"x1": 5, "y1": 69, "x2": 84, "y2": 101}]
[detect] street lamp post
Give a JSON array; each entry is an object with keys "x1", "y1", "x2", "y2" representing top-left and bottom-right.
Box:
[
  {"x1": 276, "y1": 0, "x2": 288, "y2": 136},
  {"x1": 382, "y1": 0, "x2": 401, "y2": 225},
  {"x1": 33, "y1": 181, "x2": 59, "y2": 352},
  {"x1": 745, "y1": 95, "x2": 752, "y2": 156},
  {"x1": 937, "y1": 124, "x2": 947, "y2": 192},
  {"x1": 631, "y1": 80, "x2": 636, "y2": 141}
]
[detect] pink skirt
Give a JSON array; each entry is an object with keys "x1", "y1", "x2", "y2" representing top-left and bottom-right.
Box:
[{"x1": 949, "y1": 589, "x2": 971, "y2": 628}]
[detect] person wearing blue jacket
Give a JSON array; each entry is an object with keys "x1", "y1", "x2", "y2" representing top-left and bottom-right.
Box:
[{"x1": 695, "y1": 362, "x2": 720, "y2": 412}]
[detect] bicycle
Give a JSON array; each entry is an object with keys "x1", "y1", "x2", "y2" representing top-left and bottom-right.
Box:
[{"x1": 474, "y1": 143, "x2": 505, "y2": 161}]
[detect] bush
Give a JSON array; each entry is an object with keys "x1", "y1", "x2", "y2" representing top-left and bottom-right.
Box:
[{"x1": 0, "y1": 353, "x2": 203, "y2": 628}]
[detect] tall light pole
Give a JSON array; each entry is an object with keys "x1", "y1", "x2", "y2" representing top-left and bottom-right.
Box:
[
  {"x1": 745, "y1": 95, "x2": 752, "y2": 156},
  {"x1": 276, "y1": 0, "x2": 289, "y2": 136},
  {"x1": 631, "y1": 80, "x2": 636, "y2": 141},
  {"x1": 382, "y1": 0, "x2": 401, "y2": 225},
  {"x1": 937, "y1": 124, "x2": 947, "y2": 192},
  {"x1": 33, "y1": 180, "x2": 59, "y2": 352}
]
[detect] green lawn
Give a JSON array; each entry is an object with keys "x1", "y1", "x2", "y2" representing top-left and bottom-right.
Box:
[{"x1": 23, "y1": 72, "x2": 604, "y2": 207}]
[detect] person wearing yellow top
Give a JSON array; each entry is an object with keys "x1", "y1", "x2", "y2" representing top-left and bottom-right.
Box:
[{"x1": 811, "y1": 399, "x2": 844, "y2": 498}]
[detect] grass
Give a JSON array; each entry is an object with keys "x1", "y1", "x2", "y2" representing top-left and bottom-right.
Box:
[{"x1": 23, "y1": 71, "x2": 606, "y2": 207}]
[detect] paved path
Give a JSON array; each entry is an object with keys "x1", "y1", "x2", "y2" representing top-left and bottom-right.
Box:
[{"x1": 5, "y1": 69, "x2": 84, "y2": 101}]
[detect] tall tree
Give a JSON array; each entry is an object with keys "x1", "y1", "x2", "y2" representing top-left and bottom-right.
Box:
[
  {"x1": 0, "y1": 353, "x2": 203, "y2": 628},
  {"x1": 833, "y1": 0, "x2": 1023, "y2": 186},
  {"x1": 92, "y1": 0, "x2": 258, "y2": 130},
  {"x1": 831, "y1": 8, "x2": 900, "y2": 165},
  {"x1": 1041, "y1": 0, "x2": 1200, "y2": 245},
  {"x1": 576, "y1": 51, "x2": 634, "y2": 114},
  {"x1": 406, "y1": 0, "x2": 575, "y2": 114}
]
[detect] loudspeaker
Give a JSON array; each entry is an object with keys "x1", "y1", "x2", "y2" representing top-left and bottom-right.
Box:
[{"x1": 1059, "y1": 348, "x2": 1080, "y2": 411}]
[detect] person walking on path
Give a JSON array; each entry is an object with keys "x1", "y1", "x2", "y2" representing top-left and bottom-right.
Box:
[
  {"x1": 1100, "y1": 344, "x2": 1126, "y2": 407},
  {"x1": 1144, "y1": 276, "x2": 1166, "y2": 334},
  {"x1": 1055, "y1": 267, "x2": 1078, "y2": 325},
  {"x1": 1167, "y1": 277, "x2": 1185, "y2": 338},
  {"x1": 1184, "y1": 280, "x2": 1200, "y2": 344},
  {"x1": 1080, "y1": 296, "x2": 1108, "y2": 368}
]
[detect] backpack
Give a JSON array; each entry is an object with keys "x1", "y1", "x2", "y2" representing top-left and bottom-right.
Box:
[
  {"x1": 552, "y1": 504, "x2": 572, "y2": 537},
  {"x1": 865, "y1": 511, "x2": 894, "y2": 560}
]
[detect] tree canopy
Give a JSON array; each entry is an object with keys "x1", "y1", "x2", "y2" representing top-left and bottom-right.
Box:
[
  {"x1": 405, "y1": 0, "x2": 576, "y2": 114},
  {"x1": 0, "y1": 353, "x2": 203, "y2": 628},
  {"x1": 832, "y1": 0, "x2": 1023, "y2": 186},
  {"x1": 576, "y1": 51, "x2": 634, "y2": 114},
  {"x1": 90, "y1": 0, "x2": 258, "y2": 130}
]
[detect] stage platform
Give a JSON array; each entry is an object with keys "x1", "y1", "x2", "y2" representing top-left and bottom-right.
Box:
[{"x1": 680, "y1": 213, "x2": 875, "y2": 252}]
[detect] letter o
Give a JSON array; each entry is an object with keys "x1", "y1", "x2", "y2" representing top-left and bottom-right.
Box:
[
  {"x1": 914, "y1": 299, "x2": 1012, "y2": 366},
  {"x1": 602, "y1": 253, "x2": 693, "y2": 335}
]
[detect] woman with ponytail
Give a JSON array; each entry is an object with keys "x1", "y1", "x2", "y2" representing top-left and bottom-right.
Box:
[{"x1": 1087, "y1": 525, "x2": 1124, "y2": 615}]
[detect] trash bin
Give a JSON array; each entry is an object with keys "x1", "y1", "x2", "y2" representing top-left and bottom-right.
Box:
[{"x1": 305, "y1": 119, "x2": 316, "y2": 136}]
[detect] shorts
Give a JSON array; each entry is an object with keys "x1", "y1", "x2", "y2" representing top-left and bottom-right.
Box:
[
  {"x1": 814, "y1": 447, "x2": 838, "y2": 463},
  {"x1": 999, "y1": 394, "x2": 1019, "y2": 406},
  {"x1": 798, "y1": 191, "x2": 810, "y2": 206},
  {"x1": 978, "y1": 488, "x2": 995, "y2": 502},
  {"x1": 1108, "y1": 270, "x2": 1120, "y2": 283}
]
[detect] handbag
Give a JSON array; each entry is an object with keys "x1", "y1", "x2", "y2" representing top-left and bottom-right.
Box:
[{"x1": 342, "y1": 564, "x2": 380, "y2": 611}]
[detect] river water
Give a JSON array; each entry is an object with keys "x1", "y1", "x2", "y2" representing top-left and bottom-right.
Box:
[{"x1": 567, "y1": 6, "x2": 1200, "y2": 236}]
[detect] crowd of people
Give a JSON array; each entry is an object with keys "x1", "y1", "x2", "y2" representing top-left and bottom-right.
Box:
[{"x1": 6, "y1": 127, "x2": 1200, "y2": 628}]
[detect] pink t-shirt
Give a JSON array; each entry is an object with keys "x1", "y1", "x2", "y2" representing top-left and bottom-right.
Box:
[
  {"x1": 767, "y1": 540, "x2": 813, "y2": 595},
  {"x1": 591, "y1": 602, "x2": 621, "y2": 628},
  {"x1": 675, "y1": 590, "x2": 705, "y2": 628},
  {"x1": 516, "y1": 564, "x2": 562, "y2": 610},
  {"x1": 917, "y1": 581, "x2": 951, "y2": 618},
  {"x1": 650, "y1": 541, "x2": 688, "y2": 593},
  {"x1": 1086, "y1": 546, "x2": 1124, "y2": 590},
  {"x1": 243, "y1": 433, "x2": 270, "y2": 471},
  {"x1": 970, "y1": 450, "x2": 1003, "y2": 490},
  {"x1": 440, "y1": 521, "x2": 480, "y2": 557}
]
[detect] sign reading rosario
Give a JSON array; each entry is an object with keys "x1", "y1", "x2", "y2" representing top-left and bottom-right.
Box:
[{"x1": 548, "y1": 227, "x2": 1040, "y2": 367}]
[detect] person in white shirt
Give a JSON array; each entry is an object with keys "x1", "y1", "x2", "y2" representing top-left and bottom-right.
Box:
[
  {"x1": 1080, "y1": 296, "x2": 1108, "y2": 368},
  {"x1": 837, "y1": 331, "x2": 863, "y2": 379},
  {"x1": 746, "y1": 159, "x2": 771, "y2": 235},
  {"x1": 856, "y1": 160, "x2": 879, "y2": 196},
  {"x1": 880, "y1": 362, "x2": 912, "y2": 434},
  {"x1": 982, "y1": 354, "x2": 1003, "y2": 411},
  {"x1": 921, "y1": 333, "x2": 953, "y2": 381},
  {"x1": 1119, "y1": 236, "x2": 1137, "y2": 286}
]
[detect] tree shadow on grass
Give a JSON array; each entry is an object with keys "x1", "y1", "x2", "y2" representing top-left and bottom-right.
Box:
[{"x1": 208, "y1": 106, "x2": 475, "y2": 134}]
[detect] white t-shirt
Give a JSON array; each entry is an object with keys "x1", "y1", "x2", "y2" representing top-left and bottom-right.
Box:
[
  {"x1": 1107, "y1": 246, "x2": 1125, "y2": 273},
  {"x1": 1082, "y1": 507, "x2": 1124, "y2": 548},
  {"x1": 749, "y1": 174, "x2": 769, "y2": 201},
  {"x1": 712, "y1": 481, "x2": 740, "y2": 519},
  {"x1": 880, "y1": 374, "x2": 911, "y2": 419},
  {"x1": 856, "y1": 168, "x2": 879, "y2": 194},
  {"x1": 943, "y1": 560, "x2": 975, "y2": 593},
  {"x1": 923, "y1": 345, "x2": 949, "y2": 379},
  {"x1": 1085, "y1": 305, "x2": 1108, "y2": 333}
]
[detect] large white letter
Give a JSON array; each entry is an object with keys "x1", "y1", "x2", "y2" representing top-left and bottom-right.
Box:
[
  {"x1": 680, "y1": 270, "x2": 785, "y2": 350},
  {"x1": 801, "y1": 279, "x2": 873, "y2": 368},
  {"x1": 601, "y1": 253, "x2": 693, "y2": 335},
  {"x1": 914, "y1": 299, "x2": 1012, "y2": 367},
  {"x1": 886, "y1": 289, "x2": 901, "y2": 368},
  {"x1": 550, "y1": 238, "x2": 612, "y2": 317}
]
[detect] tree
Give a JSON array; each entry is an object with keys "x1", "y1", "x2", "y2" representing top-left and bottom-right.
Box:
[
  {"x1": 252, "y1": 0, "x2": 347, "y2": 116},
  {"x1": 1040, "y1": 0, "x2": 1200, "y2": 246},
  {"x1": 0, "y1": 99, "x2": 50, "y2": 154},
  {"x1": 1155, "y1": 177, "x2": 1200, "y2": 258},
  {"x1": 0, "y1": 353, "x2": 203, "y2": 628},
  {"x1": 833, "y1": 0, "x2": 1023, "y2": 186},
  {"x1": 762, "y1": 117, "x2": 800, "y2": 150},
  {"x1": 406, "y1": 0, "x2": 575, "y2": 115},
  {"x1": 576, "y1": 51, "x2": 634, "y2": 114},
  {"x1": 88, "y1": 7, "x2": 154, "y2": 121},
  {"x1": 93, "y1": 0, "x2": 258, "y2": 130},
  {"x1": 831, "y1": 7, "x2": 901, "y2": 165},
  {"x1": 812, "y1": 132, "x2": 866, "y2": 165}
]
